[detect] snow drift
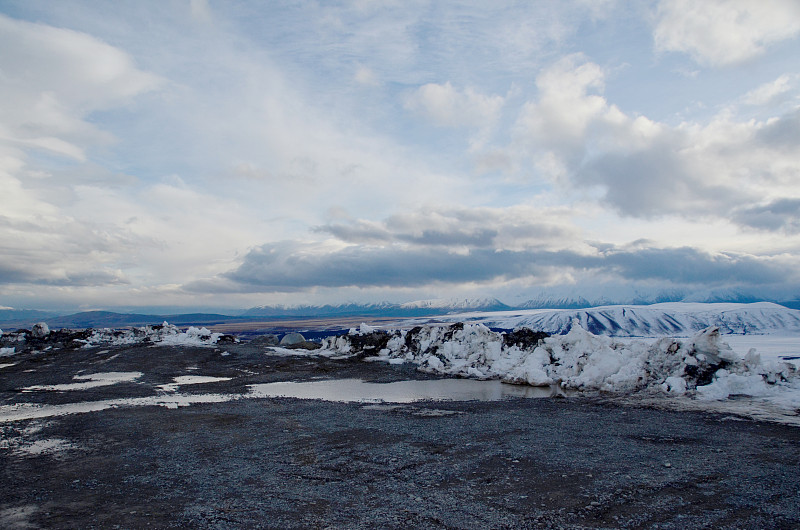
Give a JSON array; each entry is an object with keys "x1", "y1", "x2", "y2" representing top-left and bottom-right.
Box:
[{"x1": 321, "y1": 321, "x2": 799, "y2": 410}]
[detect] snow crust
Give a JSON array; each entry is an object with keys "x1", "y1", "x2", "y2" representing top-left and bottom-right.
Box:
[{"x1": 320, "y1": 320, "x2": 800, "y2": 414}]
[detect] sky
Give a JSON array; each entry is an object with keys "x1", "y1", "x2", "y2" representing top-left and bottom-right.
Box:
[{"x1": 1, "y1": 0, "x2": 800, "y2": 312}]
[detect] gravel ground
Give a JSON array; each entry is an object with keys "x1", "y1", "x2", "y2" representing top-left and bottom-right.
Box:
[{"x1": 1, "y1": 342, "x2": 799, "y2": 529}]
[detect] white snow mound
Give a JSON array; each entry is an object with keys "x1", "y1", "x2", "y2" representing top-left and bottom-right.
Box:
[
  {"x1": 320, "y1": 320, "x2": 799, "y2": 411},
  {"x1": 85, "y1": 322, "x2": 228, "y2": 347}
]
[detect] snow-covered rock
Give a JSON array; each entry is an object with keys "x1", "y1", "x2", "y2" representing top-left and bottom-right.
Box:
[{"x1": 31, "y1": 322, "x2": 50, "y2": 339}]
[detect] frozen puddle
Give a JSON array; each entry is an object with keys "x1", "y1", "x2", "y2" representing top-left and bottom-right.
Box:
[
  {"x1": 249, "y1": 378, "x2": 572, "y2": 403},
  {"x1": 0, "y1": 377, "x2": 571, "y2": 423}
]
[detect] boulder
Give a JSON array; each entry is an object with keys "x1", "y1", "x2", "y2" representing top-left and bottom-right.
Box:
[
  {"x1": 280, "y1": 332, "x2": 306, "y2": 346},
  {"x1": 31, "y1": 322, "x2": 50, "y2": 339},
  {"x1": 250, "y1": 334, "x2": 279, "y2": 346}
]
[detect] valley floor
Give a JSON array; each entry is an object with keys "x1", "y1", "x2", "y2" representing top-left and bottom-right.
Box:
[{"x1": 1, "y1": 343, "x2": 799, "y2": 528}]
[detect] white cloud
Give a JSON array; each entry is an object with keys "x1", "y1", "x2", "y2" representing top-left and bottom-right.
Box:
[
  {"x1": 741, "y1": 75, "x2": 796, "y2": 106},
  {"x1": 512, "y1": 55, "x2": 800, "y2": 222},
  {"x1": 0, "y1": 15, "x2": 164, "y2": 291},
  {"x1": 315, "y1": 204, "x2": 586, "y2": 253},
  {"x1": 2, "y1": 3, "x2": 798, "y2": 308},
  {"x1": 0, "y1": 14, "x2": 160, "y2": 161},
  {"x1": 654, "y1": 0, "x2": 800, "y2": 66},
  {"x1": 189, "y1": 0, "x2": 213, "y2": 24},
  {"x1": 354, "y1": 65, "x2": 380, "y2": 86},
  {"x1": 405, "y1": 82, "x2": 505, "y2": 129}
]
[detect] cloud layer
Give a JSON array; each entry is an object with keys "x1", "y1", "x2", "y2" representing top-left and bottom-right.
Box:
[{"x1": 0, "y1": 1, "x2": 799, "y2": 309}]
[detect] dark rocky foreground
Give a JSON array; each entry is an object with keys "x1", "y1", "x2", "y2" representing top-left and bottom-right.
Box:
[{"x1": 1, "y1": 342, "x2": 799, "y2": 529}]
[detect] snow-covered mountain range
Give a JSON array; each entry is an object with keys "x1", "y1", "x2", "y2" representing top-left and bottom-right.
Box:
[
  {"x1": 4, "y1": 298, "x2": 800, "y2": 338},
  {"x1": 398, "y1": 298, "x2": 509, "y2": 311},
  {"x1": 424, "y1": 302, "x2": 800, "y2": 337},
  {"x1": 241, "y1": 298, "x2": 510, "y2": 318}
]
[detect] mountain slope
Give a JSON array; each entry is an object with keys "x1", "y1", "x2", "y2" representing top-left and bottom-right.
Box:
[{"x1": 430, "y1": 302, "x2": 800, "y2": 337}]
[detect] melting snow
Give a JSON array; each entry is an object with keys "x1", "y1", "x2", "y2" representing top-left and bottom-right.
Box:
[
  {"x1": 23, "y1": 372, "x2": 142, "y2": 392},
  {"x1": 158, "y1": 375, "x2": 232, "y2": 393}
]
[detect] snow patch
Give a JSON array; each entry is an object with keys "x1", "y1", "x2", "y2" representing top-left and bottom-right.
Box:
[
  {"x1": 158, "y1": 375, "x2": 232, "y2": 393},
  {"x1": 23, "y1": 372, "x2": 142, "y2": 392}
]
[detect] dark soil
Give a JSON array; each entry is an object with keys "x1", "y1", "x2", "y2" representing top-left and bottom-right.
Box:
[{"x1": 1, "y1": 342, "x2": 799, "y2": 529}]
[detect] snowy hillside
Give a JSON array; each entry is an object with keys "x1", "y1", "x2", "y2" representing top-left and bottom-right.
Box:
[{"x1": 420, "y1": 302, "x2": 800, "y2": 337}]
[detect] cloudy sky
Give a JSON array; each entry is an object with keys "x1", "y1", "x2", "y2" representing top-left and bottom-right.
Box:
[{"x1": 1, "y1": 0, "x2": 800, "y2": 312}]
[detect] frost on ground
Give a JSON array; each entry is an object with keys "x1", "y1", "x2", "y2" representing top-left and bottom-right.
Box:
[{"x1": 320, "y1": 321, "x2": 800, "y2": 417}]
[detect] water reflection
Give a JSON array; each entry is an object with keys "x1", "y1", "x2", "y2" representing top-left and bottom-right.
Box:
[{"x1": 249, "y1": 378, "x2": 572, "y2": 403}]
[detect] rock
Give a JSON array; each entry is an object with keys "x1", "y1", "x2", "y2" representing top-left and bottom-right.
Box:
[
  {"x1": 31, "y1": 322, "x2": 50, "y2": 339},
  {"x1": 280, "y1": 332, "x2": 306, "y2": 346},
  {"x1": 286, "y1": 341, "x2": 321, "y2": 350},
  {"x1": 215, "y1": 334, "x2": 237, "y2": 344},
  {"x1": 347, "y1": 330, "x2": 392, "y2": 357},
  {"x1": 503, "y1": 328, "x2": 549, "y2": 349},
  {"x1": 249, "y1": 334, "x2": 279, "y2": 346}
]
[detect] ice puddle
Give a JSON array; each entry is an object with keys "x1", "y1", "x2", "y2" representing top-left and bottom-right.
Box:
[
  {"x1": 249, "y1": 378, "x2": 571, "y2": 402},
  {"x1": 0, "y1": 378, "x2": 567, "y2": 423}
]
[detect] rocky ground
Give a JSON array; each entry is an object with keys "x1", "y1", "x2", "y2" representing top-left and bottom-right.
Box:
[{"x1": 0, "y1": 340, "x2": 799, "y2": 529}]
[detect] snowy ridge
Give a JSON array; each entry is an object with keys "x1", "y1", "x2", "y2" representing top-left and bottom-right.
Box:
[
  {"x1": 430, "y1": 302, "x2": 800, "y2": 337},
  {"x1": 320, "y1": 321, "x2": 800, "y2": 416}
]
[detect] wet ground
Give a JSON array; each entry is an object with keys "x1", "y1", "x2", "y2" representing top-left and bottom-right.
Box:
[{"x1": 1, "y1": 342, "x2": 799, "y2": 529}]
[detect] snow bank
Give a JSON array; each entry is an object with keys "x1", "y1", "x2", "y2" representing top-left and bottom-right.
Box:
[
  {"x1": 85, "y1": 322, "x2": 233, "y2": 347},
  {"x1": 320, "y1": 320, "x2": 799, "y2": 411}
]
